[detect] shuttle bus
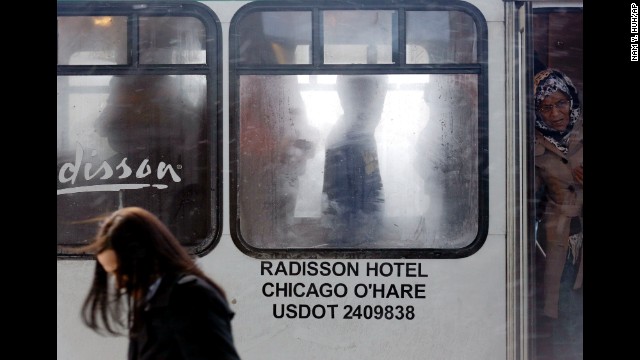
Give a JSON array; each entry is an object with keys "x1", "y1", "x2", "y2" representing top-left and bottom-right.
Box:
[{"x1": 57, "y1": 0, "x2": 584, "y2": 359}]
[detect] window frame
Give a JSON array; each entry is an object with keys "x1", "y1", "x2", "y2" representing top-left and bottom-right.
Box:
[
  {"x1": 56, "y1": 1, "x2": 224, "y2": 258},
  {"x1": 229, "y1": 0, "x2": 489, "y2": 259}
]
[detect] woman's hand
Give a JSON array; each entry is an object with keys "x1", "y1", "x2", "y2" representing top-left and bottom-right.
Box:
[{"x1": 572, "y1": 164, "x2": 583, "y2": 185}]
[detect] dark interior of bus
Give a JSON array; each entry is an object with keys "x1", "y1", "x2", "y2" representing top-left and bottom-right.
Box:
[{"x1": 532, "y1": 7, "x2": 583, "y2": 360}]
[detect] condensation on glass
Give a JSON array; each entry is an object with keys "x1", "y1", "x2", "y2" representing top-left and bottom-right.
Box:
[
  {"x1": 406, "y1": 11, "x2": 477, "y2": 64},
  {"x1": 233, "y1": 6, "x2": 482, "y2": 251},
  {"x1": 57, "y1": 75, "x2": 210, "y2": 249},
  {"x1": 233, "y1": 9, "x2": 476, "y2": 67},
  {"x1": 236, "y1": 11, "x2": 312, "y2": 65},
  {"x1": 57, "y1": 16, "x2": 128, "y2": 65},
  {"x1": 139, "y1": 17, "x2": 206, "y2": 64},
  {"x1": 57, "y1": 16, "x2": 207, "y2": 65},
  {"x1": 323, "y1": 10, "x2": 395, "y2": 64},
  {"x1": 237, "y1": 74, "x2": 479, "y2": 249},
  {"x1": 57, "y1": 10, "x2": 216, "y2": 254}
]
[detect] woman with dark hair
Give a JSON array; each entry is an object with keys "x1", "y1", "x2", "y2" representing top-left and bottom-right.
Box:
[
  {"x1": 78, "y1": 206, "x2": 241, "y2": 360},
  {"x1": 533, "y1": 68, "x2": 583, "y2": 357}
]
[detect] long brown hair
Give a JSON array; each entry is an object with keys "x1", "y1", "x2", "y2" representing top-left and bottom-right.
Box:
[{"x1": 78, "y1": 207, "x2": 225, "y2": 336}]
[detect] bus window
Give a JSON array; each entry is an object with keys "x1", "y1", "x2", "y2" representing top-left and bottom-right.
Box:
[
  {"x1": 406, "y1": 10, "x2": 477, "y2": 64},
  {"x1": 236, "y1": 11, "x2": 312, "y2": 65},
  {"x1": 323, "y1": 10, "x2": 395, "y2": 64},
  {"x1": 230, "y1": 1, "x2": 488, "y2": 258},
  {"x1": 57, "y1": 2, "x2": 222, "y2": 257},
  {"x1": 139, "y1": 16, "x2": 207, "y2": 64},
  {"x1": 57, "y1": 16, "x2": 128, "y2": 65}
]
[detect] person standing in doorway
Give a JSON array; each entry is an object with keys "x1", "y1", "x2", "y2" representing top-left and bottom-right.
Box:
[{"x1": 533, "y1": 68, "x2": 583, "y2": 359}]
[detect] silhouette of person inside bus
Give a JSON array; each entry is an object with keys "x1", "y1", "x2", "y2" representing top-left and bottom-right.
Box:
[
  {"x1": 237, "y1": 76, "x2": 318, "y2": 247},
  {"x1": 321, "y1": 75, "x2": 388, "y2": 246},
  {"x1": 95, "y1": 75, "x2": 201, "y2": 163},
  {"x1": 77, "y1": 207, "x2": 241, "y2": 360},
  {"x1": 93, "y1": 75, "x2": 209, "y2": 245},
  {"x1": 233, "y1": 10, "x2": 321, "y2": 247},
  {"x1": 234, "y1": 14, "x2": 322, "y2": 248},
  {"x1": 532, "y1": 68, "x2": 583, "y2": 358}
]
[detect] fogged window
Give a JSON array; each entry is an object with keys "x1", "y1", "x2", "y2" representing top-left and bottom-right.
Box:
[
  {"x1": 57, "y1": 3, "x2": 221, "y2": 256},
  {"x1": 230, "y1": 1, "x2": 487, "y2": 258},
  {"x1": 58, "y1": 16, "x2": 128, "y2": 65},
  {"x1": 139, "y1": 16, "x2": 206, "y2": 64},
  {"x1": 323, "y1": 10, "x2": 395, "y2": 64},
  {"x1": 406, "y1": 11, "x2": 477, "y2": 64},
  {"x1": 236, "y1": 11, "x2": 312, "y2": 65},
  {"x1": 58, "y1": 15, "x2": 206, "y2": 65}
]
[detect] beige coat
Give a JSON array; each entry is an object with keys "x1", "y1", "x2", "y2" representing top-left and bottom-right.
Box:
[{"x1": 534, "y1": 118, "x2": 583, "y2": 318}]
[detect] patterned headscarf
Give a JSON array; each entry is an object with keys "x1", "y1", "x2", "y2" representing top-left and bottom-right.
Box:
[{"x1": 533, "y1": 68, "x2": 581, "y2": 154}]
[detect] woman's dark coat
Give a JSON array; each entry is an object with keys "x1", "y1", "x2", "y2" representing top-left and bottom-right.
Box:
[{"x1": 128, "y1": 273, "x2": 241, "y2": 360}]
